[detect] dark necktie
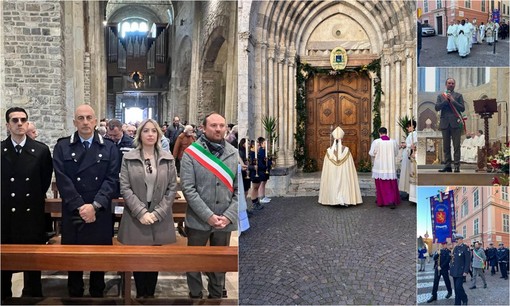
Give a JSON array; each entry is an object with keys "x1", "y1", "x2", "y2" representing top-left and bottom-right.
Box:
[
  {"x1": 83, "y1": 141, "x2": 90, "y2": 150},
  {"x1": 15, "y1": 145, "x2": 22, "y2": 155}
]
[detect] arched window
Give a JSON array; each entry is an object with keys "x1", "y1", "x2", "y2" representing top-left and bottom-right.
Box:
[{"x1": 119, "y1": 18, "x2": 149, "y2": 38}]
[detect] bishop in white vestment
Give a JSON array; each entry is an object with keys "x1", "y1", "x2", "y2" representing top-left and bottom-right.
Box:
[{"x1": 318, "y1": 127, "x2": 362, "y2": 206}]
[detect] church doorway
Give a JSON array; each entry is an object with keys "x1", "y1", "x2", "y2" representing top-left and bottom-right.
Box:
[{"x1": 305, "y1": 72, "x2": 372, "y2": 170}]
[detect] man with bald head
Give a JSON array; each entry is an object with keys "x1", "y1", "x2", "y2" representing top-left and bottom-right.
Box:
[{"x1": 53, "y1": 104, "x2": 120, "y2": 297}]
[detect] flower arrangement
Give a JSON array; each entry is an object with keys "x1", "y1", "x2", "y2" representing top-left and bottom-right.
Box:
[{"x1": 489, "y1": 144, "x2": 509, "y2": 185}]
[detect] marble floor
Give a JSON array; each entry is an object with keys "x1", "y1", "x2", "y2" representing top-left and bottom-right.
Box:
[{"x1": 8, "y1": 231, "x2": 238, "y2": 300}]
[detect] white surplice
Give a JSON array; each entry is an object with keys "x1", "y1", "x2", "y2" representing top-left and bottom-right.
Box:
[{"x1": 399, "y1": 131, "x2": 417, "y2": 202}]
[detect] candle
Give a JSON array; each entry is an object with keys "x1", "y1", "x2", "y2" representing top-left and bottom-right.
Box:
[
  {"x1": 265, "y1": 141, "x2": 268, "y2": 158},
  {"x1": 272, "y1": 138, "x2": 275, "y2": 155}
]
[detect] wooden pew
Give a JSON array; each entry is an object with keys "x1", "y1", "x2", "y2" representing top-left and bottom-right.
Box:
[{"x1": 1, "y1": 243, "x2": 238, "y2": 305}]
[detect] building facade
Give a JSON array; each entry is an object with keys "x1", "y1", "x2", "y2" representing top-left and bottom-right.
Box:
[{"x1": 449, "y1": 186, "x2": 510, "y2": 247}]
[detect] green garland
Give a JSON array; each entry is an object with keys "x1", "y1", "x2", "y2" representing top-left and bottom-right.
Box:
[{"x1": 294, "y1": 57, "x2": 383, "y2": 171}]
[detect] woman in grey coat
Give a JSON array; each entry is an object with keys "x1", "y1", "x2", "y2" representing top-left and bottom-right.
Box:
[{"x1": 118, "y1": 118, "x2": 177, "y2": 298}]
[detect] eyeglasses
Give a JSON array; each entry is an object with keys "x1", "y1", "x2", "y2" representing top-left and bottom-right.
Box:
[
  {"x1": 10, "y1": 117, "x2": 27, "y2": 124},
  {"x1": 145, "y1": 158, "x2": 152, "y2": 174}
]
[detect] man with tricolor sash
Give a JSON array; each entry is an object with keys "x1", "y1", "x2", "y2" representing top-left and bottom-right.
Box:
[{"x1": 180, "y1": 112, "x2": 238, "y2": 299}]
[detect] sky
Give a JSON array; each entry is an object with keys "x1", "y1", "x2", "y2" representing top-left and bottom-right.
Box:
[{"x1": 417, "y1": 186, "x2": 448, "y2": 239}]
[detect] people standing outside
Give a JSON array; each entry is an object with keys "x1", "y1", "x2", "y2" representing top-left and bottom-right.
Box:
[
  {"x1": 1, "y1": 107, "x2": 53, "y2": 302},
  {"x1": 173, "y1": 125, "x2": 196, "y2": 174},
  {"x1": 450, "y1": 234, "x2": 471, "y2": 305},
  {"x1": 53, "y1": 104, "x2": 120, "y2": 297},
  {"x1": 399, "y1": 120, "x2": 417, "y2": 203},
  {"x1": 318, "y1": 126, "x2": 362, "y2": 206},
  {"x1": 470, "y1": 241, "x2": 488, "y2": 289},
  {"x1": 369, "y1": 127, "x2": 400, "y2": 208},
  {"x1": 457, "y1": 20, "x2": 470, "y2": 57},
  {"x1": 497, "y1": 242, "x2": 509, "y2": 280},
  {"x1": 435, "y1": 78, "x2": 465, "y2": 173},
  {"x1": 118, "y1": 119, "x2": 177, "y2": 298},
  {"x1": 427, "y1": 242, "x2": 452, "y2": 303},
  {"x1": 487, "y1": 242, "x2": 499, "y2": 275},
  {"x1": 479, "y1": 22, "x2": 486, "y2": 43},
  {"x1": 447, "y1": 21, "x2": 458, "y2": 52},
  {"x1": 418, "y1": 246, "x2": 428, "y2": 272},
  {"x1": 180, "y1": 112, "x2": 238, "y2": 299}
]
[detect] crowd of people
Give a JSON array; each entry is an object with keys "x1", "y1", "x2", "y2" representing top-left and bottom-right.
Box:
[
  {"x1": 1, "y1": 106, "x2": 239, "y2": 301},
  {"x1": 423, "y1": 236, "x2": 509, "y2": 305},
  {"x1": 446, "y1": 18, "x2": 508, "y2": 58}
]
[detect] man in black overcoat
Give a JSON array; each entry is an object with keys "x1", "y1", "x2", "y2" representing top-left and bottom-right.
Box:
[
  {"x1": 53, "y1": 104, "x2": 120, "y2": 297},
  {"x1": 450, "y1": 234, "x2": 471, "y2": 305},
  {"x1": 1, "y1": 107, "x2": 53, "y2": 302}
]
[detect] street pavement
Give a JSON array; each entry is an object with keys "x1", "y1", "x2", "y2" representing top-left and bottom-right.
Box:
[
  {"x1": 417, "y1": 259, "x2": 510, "y2": 305},
  {"x1": 239, "y1": 196, "x2": 416, "y2": 305},
  {"x1": 419, "y1": 35, "x2": 509, "y2": 67}
]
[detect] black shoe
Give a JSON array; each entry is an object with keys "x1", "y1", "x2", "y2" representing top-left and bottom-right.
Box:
[
  {"x1": 454, "y1": 166, "x2": 460, "y2": 173},
  {"x1": 469, "y1": 286, "x2": 476, "y2": 289},
  {"x1": 438, "y1": 167, "x2": 453, "y2": 172},
  {"x1": 500, "y1": 276, "x2": 505, "y2": 278},
  {"x1": 427, "y1": 297, "x2": 437, "y2": 303},
  {"x1": 484, "y1": 284, "x2": 487, "y2": 288},
  {"x1": 445, "y1": 292, "x2": 452, "y2": 299}
]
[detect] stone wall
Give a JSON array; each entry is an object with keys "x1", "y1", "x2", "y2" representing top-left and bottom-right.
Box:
[{"x1": 1, "y1": 0, "x2": 66, "y2": 149}]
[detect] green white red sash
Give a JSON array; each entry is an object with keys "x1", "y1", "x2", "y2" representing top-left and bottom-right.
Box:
[{"x1": 185, "y1": 142, "x2": 235, "y2": 192}]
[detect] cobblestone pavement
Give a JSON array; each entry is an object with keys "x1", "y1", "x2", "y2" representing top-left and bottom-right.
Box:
[
  {"x1": 419, "y1": 35, "x2": 509, "y2": 67},
  {"x1": 239, "y1": 196, "x2": 416, "y2": 305},
  {"x1": 417, "y1": 259, "x2": 510, "y2": 305}
]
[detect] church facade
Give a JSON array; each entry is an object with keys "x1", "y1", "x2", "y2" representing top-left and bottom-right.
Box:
[{"x1": 238, "y1": 0, "x2": 417, "y2": 192}]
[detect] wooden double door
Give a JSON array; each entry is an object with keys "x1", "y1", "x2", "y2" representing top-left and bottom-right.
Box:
[{"x1": 306, "y1": 72, "x2": 371, "y2": 170}]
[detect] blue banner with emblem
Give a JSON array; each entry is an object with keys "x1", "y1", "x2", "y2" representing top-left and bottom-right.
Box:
[{"x1": 430, "y1": 190, "x2": 456, "y2": 243}]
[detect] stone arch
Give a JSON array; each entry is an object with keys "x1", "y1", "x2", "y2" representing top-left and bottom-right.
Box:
[
  {"x1": 418, "y1": 101, "x2": 438, "y2": 131},
  {"x1": 200, "y1": 26, "x2": 228, "y2": 119},
  {"x1": 106, "y1": 2, "x2": 171, "y2": 24},
  {"x1": 173, "y1": 35, "x2": 192, "y2": 120}
]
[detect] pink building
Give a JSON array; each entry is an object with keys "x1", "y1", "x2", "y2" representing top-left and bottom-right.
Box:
[
  {"x1": 448, "y1": 186, "x2": 509, "y2": 247},
  {"x1": 418, "y1": 0, "x2": 510, "y2": 36}
]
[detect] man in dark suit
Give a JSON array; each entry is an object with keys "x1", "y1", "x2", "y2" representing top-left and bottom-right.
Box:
[
  {"x1": 53, "y1": 104, "x2": 120, "y2": 297},
  {"x1": 435, "y1": 78, "x2": 465, "y2": 173},
  {"x1": 450, "y1": 234, "x2": 471, "y2": 305},
  {"x1": 427, "y1": 242, "x2": 453, "y2": 303},
  {"x1": 1, "y1": 107, "x2": 53, "y2": 302},
  {"x1": 497, "y1": 242, "x2": 509, "y2": 280},
  {"x1": 487, "y1": 242, "x2": 499, "y2": 275}
]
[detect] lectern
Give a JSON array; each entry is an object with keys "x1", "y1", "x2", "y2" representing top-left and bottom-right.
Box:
[{"x1": 473, "y1": 99, "x2": 497, "y2": 171}]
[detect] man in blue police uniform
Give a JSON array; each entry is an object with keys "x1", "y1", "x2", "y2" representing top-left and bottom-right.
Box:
[
  {"x1": 450, "y1": 233, "x2": 471, "y2": 305},
  {"x1": 487, "y1": 242, "x2": 499, "y2": 275},
  {"x1": 1, "y1": 107, "x2": 53, "y2": 302},
  {"x1": 497, "y1": 242, "x2": 509, "y2": 280},
  {"x1": 53, "y1": 104, "x2": 120, "y2": 297},
  {"x1": 427, "y1": 242, "x2": 452, "y2": 303}
]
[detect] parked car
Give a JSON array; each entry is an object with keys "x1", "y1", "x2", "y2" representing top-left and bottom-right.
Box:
[{"x1": 421, "y1": 24, "x2": 435, "y2": 36}]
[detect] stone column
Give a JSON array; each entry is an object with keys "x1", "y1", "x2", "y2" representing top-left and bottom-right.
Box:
[
  {"x1": 383, "y1": 55, "x2": 391, "y2": 133},
  {"x1": 266, "y1": 43, "x2": 275, "y2": 117},
  {"x1": 406, "y1": 47, "x2": 414, "y2": 118},
  {"x1": 277, "y1": 48, "x2": 287, "y2": 165},
  {"x1": 394, "y1": 52, "x2": 402, "y2": 141},
  {"x1": 238, "y1": 31, "x2": 251, "y2": 138},
  {"x1": 188, "y1": 3, "x2": 201, "y2": 124},
  {"x1": 224, "y1": 2, "x2": 238, "y2": 124},
  {"x1": 287, "y1": 49, "x2": 296, "y2": 159}
]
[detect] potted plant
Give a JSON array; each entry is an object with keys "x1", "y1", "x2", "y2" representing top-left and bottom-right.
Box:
[{"x1": 262, "y1": 115, "x2": 279, "y2": 161}]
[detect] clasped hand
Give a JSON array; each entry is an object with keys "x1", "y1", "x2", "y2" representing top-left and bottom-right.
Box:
[
  {"x1": 79, "y1": 204, "x2": 96, "y2": 223},
  {"x1": 139, "y1": 212, "x2": 158, "y2": 225},
  {"x1": 207, "y1": 214, "x2": 231, "y2": 229}
]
